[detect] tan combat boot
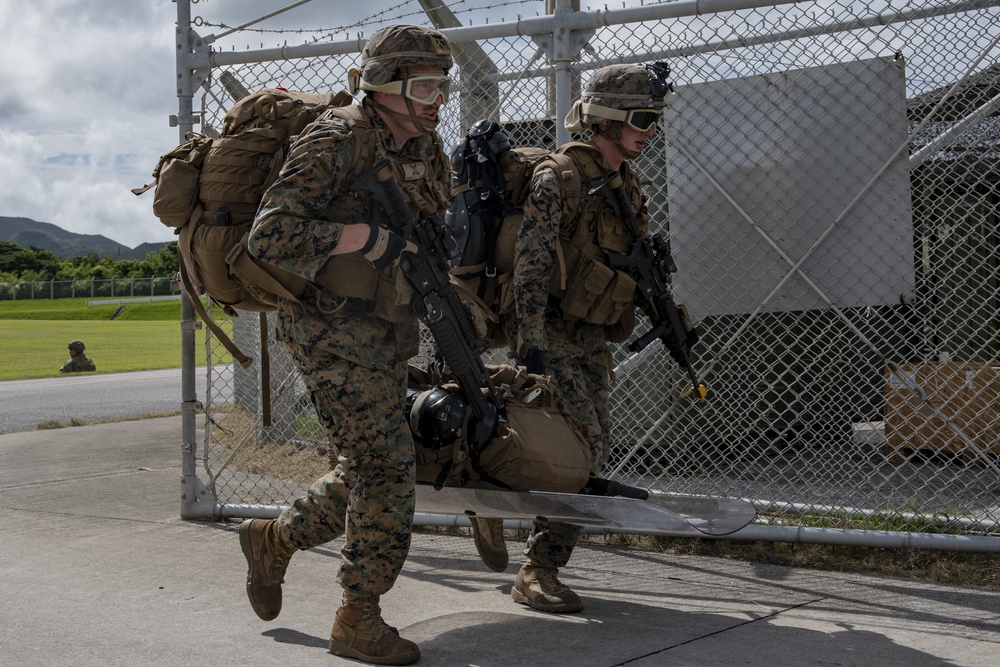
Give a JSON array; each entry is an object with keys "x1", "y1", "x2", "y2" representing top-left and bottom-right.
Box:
[
  {"x1": 511, "y1": 562, "x2": 583, "y2": 613},
  {"x1": 238, "y1": 518, "x2": 295, "y2": 621},
  {"x1": 329, "y1": 592, "x2": 420, "y2": 665},
  {"x1": 469, "y1": 517, "x2": 508, "y2": 572}
]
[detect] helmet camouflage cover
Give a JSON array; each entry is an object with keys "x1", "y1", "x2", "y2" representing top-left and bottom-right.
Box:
[
  {"x1": 68, "y1": 340, "x2": 86, "y2": 352},
  {"x1": 358, "y1": 24, "x2": 453, "y2": 86},
  {"x1": 566, "y1": 61, "x2": 673, "y2": 132}
]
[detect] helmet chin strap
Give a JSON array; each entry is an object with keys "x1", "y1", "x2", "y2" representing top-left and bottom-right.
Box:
[
  {"x1": 603, "y1": 121, "x2": 641, "y2": 160},
  {"x1": 373, "y1": 97, "x2": 439, "y2": 133}
]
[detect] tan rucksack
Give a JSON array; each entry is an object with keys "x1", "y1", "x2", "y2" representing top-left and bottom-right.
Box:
[
  {"x1": 134, "y1": 88, "x2": 352, "y2": 369},
  {"x1": 410, "y1": 364, "x2": 592, "y2": 493}
]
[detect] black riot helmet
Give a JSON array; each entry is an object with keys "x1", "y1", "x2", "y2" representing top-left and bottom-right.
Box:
[{"x1": 407, "y1": 386, "x2": 468, "y2": 449}]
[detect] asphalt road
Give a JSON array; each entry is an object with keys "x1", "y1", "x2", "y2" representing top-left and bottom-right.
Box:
[{"x1": 0, "y1": 367, "x2": 229, "y2": 434}]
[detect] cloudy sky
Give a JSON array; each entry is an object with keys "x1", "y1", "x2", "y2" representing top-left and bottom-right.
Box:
[{"x1": 0, "y1": 0, "x2": 572, "y2": 249}]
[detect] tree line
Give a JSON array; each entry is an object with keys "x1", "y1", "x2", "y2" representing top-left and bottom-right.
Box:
[{"x1": 0, "y1": 241, "x2": 180, "y2": 282}]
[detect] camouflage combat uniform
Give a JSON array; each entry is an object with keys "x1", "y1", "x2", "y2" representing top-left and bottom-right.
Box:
[
  {"x1": 248, "y1": 95, "x2": 450, "y2": 597},
  {"x1": 60, "y1": 353, "x2": 96, "y2": 373},
  {"x1": 502, "y1": 147, "x2": 649, "y2": 569}
]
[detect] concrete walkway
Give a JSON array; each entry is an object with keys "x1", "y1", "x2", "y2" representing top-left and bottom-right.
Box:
[{"x1": 1, "y1": 416, "x2": 998, "y2": 666}]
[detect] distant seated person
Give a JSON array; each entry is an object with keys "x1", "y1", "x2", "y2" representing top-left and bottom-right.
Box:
[{"x1": 59, "y1": 340, "x2": 96, "y2": 373}]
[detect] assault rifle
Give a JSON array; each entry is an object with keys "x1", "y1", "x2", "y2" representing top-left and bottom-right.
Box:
[
  {"x1": 592, "y1": 172, "x2": 707, "y2": 400},
  {"x1": 352, "y1": 161, "x2": 505, "y2": 452}
]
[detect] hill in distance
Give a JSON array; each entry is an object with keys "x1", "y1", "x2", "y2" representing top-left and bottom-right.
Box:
[{"x1": 0, "y1": 217, "x2": 171, "y2": 261}]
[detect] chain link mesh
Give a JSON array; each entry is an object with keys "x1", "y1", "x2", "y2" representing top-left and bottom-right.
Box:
[{"x1": 192, "y1": 1, "x2": 1000, "y2": 540}]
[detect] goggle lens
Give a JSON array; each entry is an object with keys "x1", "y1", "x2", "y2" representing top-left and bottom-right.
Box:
[
  {"x1": 625, "y1": 110, "x2": 661, "y2": 132},
  {"x1": 403, "y1": 76, "x2": 451, "y2": 105}
]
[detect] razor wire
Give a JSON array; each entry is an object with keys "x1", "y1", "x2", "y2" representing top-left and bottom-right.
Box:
[{"x1": 178, "y1": 0, "x2": 1000, "y2": 548}]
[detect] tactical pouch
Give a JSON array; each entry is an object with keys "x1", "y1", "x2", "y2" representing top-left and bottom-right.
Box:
[
  {"x1": 374, "y1": 268, "x2": 415, "y2": 324},
  {"x1": 586, "y1": 269, "x2": 636, "y2": 326},
  {"x1": 315, "y1": 253, "x2": 413, "y2": 324},
  {"x1": 596, "y1": 207, "x2": 635, "y2": 254},
  {"x1": 560, "y1": 255, "x2": 615, "y2": 322},
  {"x1": 147, "y1": 134, "x2": 213, "y2": 228}
]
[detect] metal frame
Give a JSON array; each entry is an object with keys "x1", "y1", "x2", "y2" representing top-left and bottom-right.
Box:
[{"x1": 171, "y1": 0, "x2": 1000, "y2": 552}]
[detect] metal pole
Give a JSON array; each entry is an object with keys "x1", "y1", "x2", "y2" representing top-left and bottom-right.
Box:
[
  {"x1": 553, "y1": 0, "x2": 574, "y2": 147},
  {"x1": 176, "y1": 0, "x2": 202, "y2": 520}
]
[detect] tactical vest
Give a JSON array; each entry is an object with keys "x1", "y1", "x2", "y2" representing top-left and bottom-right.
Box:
[
  {"x1": 310, "y1": 103, "x2": 452, "y2": 323},
  {"x1": 547, "y1": 141, "x2": 647, "y2": 331}
]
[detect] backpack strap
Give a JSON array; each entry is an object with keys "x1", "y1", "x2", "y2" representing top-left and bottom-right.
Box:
[
  {"x1": 325, "y1": 104, "x2": 379, "y2": 186},
  {"x1": 258, "y1": 312, "x2": 272, "y2": 427},
  {"x1": 177, "y1": 260, "x2": 254, "y2": 369},
  {"x1": 551, "y1": 142, "x2": 602, "y2": 228}
]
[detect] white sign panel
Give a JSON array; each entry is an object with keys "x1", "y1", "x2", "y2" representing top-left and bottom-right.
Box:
[{"x1": 667, "y1": 57, "x2": 915, "y2": 316}]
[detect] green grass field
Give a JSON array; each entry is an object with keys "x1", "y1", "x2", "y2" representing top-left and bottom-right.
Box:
[{"x1": 0, "y1": 297, "x2": 229, "y2": 381}]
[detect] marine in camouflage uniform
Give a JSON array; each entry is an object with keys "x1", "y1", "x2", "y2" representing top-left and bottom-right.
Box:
[
  {"x1": 499, "y1": 62, "x2": 673, "y2": 614},
  {"x1": 237, "y1": 24, "x2": 453, "y2": 666},
  {"x1": 59, "y1": 340, "x2": 96, "y2": 373}
]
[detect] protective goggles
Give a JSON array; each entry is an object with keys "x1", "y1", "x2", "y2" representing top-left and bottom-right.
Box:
[
  {"x1": 360, "y1": 74, "x2": 452, "y2": 105},
  {"x1": 581, "y1": 102, "x2": 663, "y2": 132}
]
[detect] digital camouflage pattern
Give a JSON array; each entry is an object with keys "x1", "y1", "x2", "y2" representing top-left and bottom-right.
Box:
[
  {"x1": 502, "y1": 142, "x2": 647, "y2": 570},
  {"x1": 59, "y1": 353, "x2": 96, "y2": 373},
  {"x1": 508, "y1": 145, "x2": 648, "y2": 353},
  {"x1": 276, "y1": 349, "x2": 414, "y2": 596},
  {"x1": 248, "y1": 95, "x2": 450, "y2": 596},
  {"x1": 250, "y1": 96, "x2": 451, "y2": 375},
  {"x1": 565, "y1": 63, "x2": 672, "y2": 158},
  {"x1": 357, "y1": 24, "x2": 453, "y2": 86},
  {"x1": 582, "y1": 63, "x2": 670, "y2": 111}
]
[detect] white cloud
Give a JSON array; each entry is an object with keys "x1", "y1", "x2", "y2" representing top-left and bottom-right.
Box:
[
  {"x1": 0, "y1": 0, "x2": 179, "y2": 248},
  {"x1": 0, "y1": 0, "x2": 660, "y2": 250}
]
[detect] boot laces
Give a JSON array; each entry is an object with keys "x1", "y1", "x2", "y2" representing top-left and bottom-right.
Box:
[
  {"x1": 534, "y1": 567, "x2": 566, "y2": 593},
  {"x1": 267, "y1": 548, "x2": 292, "y2": 585},
  {"x1": 360, "y1": 599, "x2": 394, "y2": 639},
  {"x1": 488, "y1": 519, "x2": 504, "y2": 542},
  {"x1": 476, "y1": 518, "x2": 503, "y2": 545}
]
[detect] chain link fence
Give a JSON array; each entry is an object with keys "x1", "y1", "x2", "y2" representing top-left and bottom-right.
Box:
[
  {"x1": 177, "y1": 1, "x2": 1000, "y2": 548},
  {"x1": 0, "y1": 276, "x2": 177, "y2": 301}
]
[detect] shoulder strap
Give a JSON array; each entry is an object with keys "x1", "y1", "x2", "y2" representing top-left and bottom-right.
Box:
[
  {"x1": 534, "y1": 146, "x2": 589, "y2": 230},
  {"x1": 555, "y1": 141, "x2": 607, "y2": 186},
  {"x1": 178, "y1": 260, "x2": 253, "y2": 369},
  {"x1": 325, "y1": 104, "x2": 379, "y2": 186}
]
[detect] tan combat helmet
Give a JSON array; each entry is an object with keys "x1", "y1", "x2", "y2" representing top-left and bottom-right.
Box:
[
  {"x1": 348, "y1": 24, "x2": 454, "y2": 131},
  {"x1": 565, "y1": 61, "x2": 672, "y2": 157},
  {"x1": 68, "y1": 340, "x2": 86, "y2": 353}
]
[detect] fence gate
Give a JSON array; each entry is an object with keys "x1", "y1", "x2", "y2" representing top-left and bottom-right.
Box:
[{"x1": 172, "y1": 0, "x2": 1000, "y2": 552}]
